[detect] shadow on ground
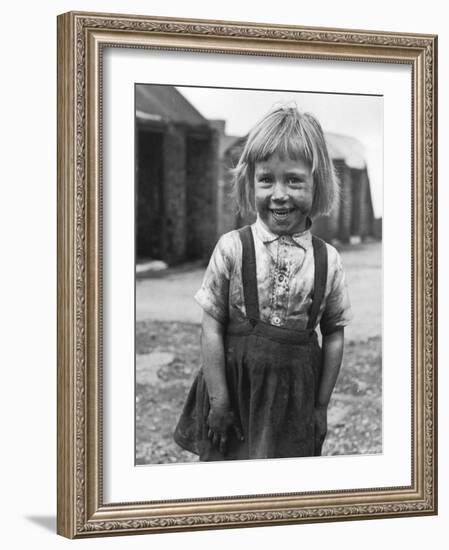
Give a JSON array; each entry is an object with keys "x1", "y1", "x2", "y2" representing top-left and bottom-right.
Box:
[{"x1": 25, "y1": 515, "x2": 56, "y2": 533}]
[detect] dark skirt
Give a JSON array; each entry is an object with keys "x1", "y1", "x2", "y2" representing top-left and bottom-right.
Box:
[{"x1": 173, "y1": 319, "x2": 323, "y2": 461}]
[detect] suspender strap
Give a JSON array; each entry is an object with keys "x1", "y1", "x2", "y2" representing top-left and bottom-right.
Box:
[
  {"x1": 238, "y1": 225, "x2": 260, "y2": 326},
  {"x1": 307, "y1": 236, "x2": 328, "y2": 330},
  {"x1": 239, "y1": 226, "x2": 328, "y2": 330}
]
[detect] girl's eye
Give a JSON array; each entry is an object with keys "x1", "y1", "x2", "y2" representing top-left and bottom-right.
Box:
[
  {"x1": 287, "y1": 177, "x2": 303, "y2": 186},
  {"x1": 258, "y1": 176, "x2": 272, "y2": 184}
]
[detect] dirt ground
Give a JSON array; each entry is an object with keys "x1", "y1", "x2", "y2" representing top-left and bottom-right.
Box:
[{"x1": 135, "y1": 241, "x2": 382, "y2": 464}]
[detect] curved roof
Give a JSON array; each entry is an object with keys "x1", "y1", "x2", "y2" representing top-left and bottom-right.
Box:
[
  {"x1": 325, "y1": 132, "x2": 367, "y2": 170},
  {"x1": 136, "y1": 85, "x2": 209, "y2": 127}
]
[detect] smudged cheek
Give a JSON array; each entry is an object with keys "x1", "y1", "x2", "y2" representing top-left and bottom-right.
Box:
[
  {"x1": 254, "y1": 194, "x2": 270, "y2": 215},
  {"x1": 290, "y1": 190, "x2": 314, "y2": 211}
]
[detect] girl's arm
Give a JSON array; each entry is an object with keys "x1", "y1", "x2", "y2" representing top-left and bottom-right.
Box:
[
  {"x1": 201, "y1": 310, "x2": 244, "y2": 453},
  {"x1": 200, "y1": 310, "x2": 229, "y2": 408},
  {"x1": 317, "y1": 327, "x2": 345, "y2": 408},
  {"x1": 314, "y1": 327, "x2": 345, "y2": 453}
]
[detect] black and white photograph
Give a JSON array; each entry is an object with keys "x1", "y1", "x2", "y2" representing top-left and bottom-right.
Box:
[{"x1": 134, "y1": 84, "x2": 383, "y2": 465}]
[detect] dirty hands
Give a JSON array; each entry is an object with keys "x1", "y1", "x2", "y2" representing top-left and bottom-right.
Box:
[{"x1": 207, "y1": 404, "x2": 244, "y2": 455}]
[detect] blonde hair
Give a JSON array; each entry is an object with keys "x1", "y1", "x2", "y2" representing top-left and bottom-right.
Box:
[{"x1": 231, "y1": 104, "x2": 339, "y2": 218}]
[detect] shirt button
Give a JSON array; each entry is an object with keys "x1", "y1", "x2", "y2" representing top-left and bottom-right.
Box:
[
  {"x1": 278, "y1": 274, "x2": 285, "y2": 282},
  {"x1": 272, "y1": 316, "x2": 281, "y2": 325}
]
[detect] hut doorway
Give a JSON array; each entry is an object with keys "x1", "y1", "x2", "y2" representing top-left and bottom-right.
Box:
[{"x1": 136, "y1": 130, "x2": 165, "y2": 261}]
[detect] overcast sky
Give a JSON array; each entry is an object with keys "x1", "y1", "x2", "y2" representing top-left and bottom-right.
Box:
[{"x1": 177, "y1": 86, "x2": 383, "y2": 217}]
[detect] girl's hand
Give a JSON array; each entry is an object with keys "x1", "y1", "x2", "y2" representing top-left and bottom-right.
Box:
[
  {"x1": 207, "y1": 405, "x2": 244, "y2": 455},
  {"x1": 314, "y1": 405, "x2": 328, "y2": 455}
]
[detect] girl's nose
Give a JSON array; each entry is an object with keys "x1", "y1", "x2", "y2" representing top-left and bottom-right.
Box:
[{"x1": 272, "y1": 182, "x2": 288, "y2": 201}]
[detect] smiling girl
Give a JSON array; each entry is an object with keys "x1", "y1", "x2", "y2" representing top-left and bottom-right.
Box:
[{"x1": 174, "y1": 104, "x2": 352, "y2": 461}]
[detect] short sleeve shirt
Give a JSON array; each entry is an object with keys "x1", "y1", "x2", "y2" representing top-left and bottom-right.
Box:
[{"x1": 194, "y1": 217, "x2": 353, "y2": 335}]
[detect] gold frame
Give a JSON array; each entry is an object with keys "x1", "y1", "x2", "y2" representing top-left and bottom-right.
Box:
[{"x1": 57, "y1": 11, "x2": 438, "y2": 538}]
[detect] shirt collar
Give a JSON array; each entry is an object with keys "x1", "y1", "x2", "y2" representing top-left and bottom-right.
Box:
[{"x1": 253, "y1": 215, "x2": 313, "y2": 250}]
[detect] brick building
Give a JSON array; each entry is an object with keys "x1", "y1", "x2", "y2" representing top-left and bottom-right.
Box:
[{"x1": 136, "y1": 85, "x2": 219, "y2": 265}]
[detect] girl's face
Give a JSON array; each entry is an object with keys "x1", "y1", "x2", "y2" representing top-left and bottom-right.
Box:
[{"x1": 254, "y1": 153, "x2": 314, "y2": 235}]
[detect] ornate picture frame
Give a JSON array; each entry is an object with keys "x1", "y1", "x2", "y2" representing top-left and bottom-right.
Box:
[{"x1": 57, "y1": 11, "x2": 437, "y2": 538}]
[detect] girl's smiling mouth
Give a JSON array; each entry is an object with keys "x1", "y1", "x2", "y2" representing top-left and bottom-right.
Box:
[{"x1": 269, "y1": 207, "x2": 295, "y2": 222}]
